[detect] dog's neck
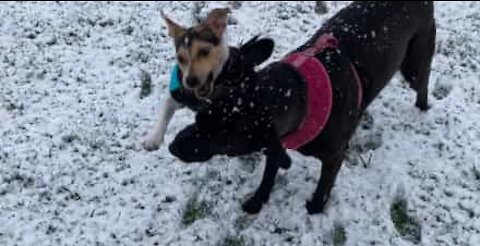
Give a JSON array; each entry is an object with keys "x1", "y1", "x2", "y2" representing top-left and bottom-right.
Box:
[{"x1": 209, "y1": 47, "x2": 253, "y2": 100}]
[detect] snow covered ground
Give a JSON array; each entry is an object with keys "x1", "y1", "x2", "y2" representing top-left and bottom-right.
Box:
[{"x1": 1, "y1": 1, "x2": 479, "y2": 245}]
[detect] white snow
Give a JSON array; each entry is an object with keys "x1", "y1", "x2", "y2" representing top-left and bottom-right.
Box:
[{"x1": 1, "y1": 1, "x2": 480, "y2": 246}]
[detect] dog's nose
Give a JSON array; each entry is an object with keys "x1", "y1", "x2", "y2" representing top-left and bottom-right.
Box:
[
  {"x1": 185, "y1": 77, "x2": 199, "y2": 88},
  {"x1": 168, "y1": 142, "x2": 180, "y2": 157}
]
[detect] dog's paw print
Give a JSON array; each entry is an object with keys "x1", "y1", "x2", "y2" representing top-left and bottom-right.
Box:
[
  {"x1": 432, "y1": 81, "x2": 453, "y2": 100},
  {"x1": 274, "y1": 173, "x2": 289, "y2": 190},
  {"x1": 351, "y1": 129, "x2": 384, "y2": 154},
  {"x1": 237, "y1": 153, "x2": 262, "y2": 173},
  {"x1": 359, "y1": 111, "x2": 374, "y2": 130},
  {"x1": 234, "y1": 215, "x2": 255, "y2": 231}
]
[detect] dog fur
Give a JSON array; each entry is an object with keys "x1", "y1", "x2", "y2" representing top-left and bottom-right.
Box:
[
  {"x1": 169, "y1": 1, "x2": 436, "y2": 214},
  {"x1": 140, "y1": 8, "x2": 274, "y2": 151}
]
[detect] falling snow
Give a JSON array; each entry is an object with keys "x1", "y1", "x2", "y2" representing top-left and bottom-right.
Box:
[{"x1": 1, "y1": 2, "x2": 480, "y2": 246}]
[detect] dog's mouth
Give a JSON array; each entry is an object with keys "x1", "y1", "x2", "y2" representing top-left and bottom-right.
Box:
[
  {"x1": 194, "y1": 73, "x2": 214, "y2": 99},
  {"x1": 195, "y1": 83, "x2": 213, "y2": 98}
]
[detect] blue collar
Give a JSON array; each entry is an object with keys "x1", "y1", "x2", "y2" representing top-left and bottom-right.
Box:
[{"x1": 169, "y1": 64, "x2": 181, "y2": 92}]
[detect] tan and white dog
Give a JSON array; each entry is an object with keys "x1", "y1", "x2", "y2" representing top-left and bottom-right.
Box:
[
  {"x1": 140, "y1": 8, "x2": 232, "y2": 151},
  {"x1": 140, "y1": 8, "x2": 274, "y2": 151}
]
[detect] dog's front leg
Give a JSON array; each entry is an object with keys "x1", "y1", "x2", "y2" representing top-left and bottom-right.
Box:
[
  {"x1": 242, "y1": 126, "x2": 291, "y2": 214},
  {"x1": 242, "y1": 155, "x2": 280, "y2": 214},
  {"x1": 261, "y1": 128, "x2": 291, "y2": 170},
  {"x1": 263, "y1": 144, "x2": 291, "y2": 170},
  {"x1": 141, "y1": 94, "x2": 180, "y2": 151}
]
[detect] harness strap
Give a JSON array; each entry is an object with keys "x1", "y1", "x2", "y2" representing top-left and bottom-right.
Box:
[
  {"x1": 303, "y1": 33, "x2": 340, "y2": 57},
  {"x1": 280, "y1": 33, "x2": 363, "y2": 150}
]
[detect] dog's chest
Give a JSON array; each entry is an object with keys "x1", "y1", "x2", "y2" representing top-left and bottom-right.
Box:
[{"x1": 170, "y1": 88, "x2": 206, "y2": 111}]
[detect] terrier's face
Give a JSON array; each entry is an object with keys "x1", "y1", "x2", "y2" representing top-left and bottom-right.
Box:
[{"x1": 162, "y1": 8, "x2": 231, "y2": 98}]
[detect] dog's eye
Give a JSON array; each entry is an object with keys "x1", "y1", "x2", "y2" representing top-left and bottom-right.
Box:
[{"x1": 197, "y1": 48, "x2": 211, "y2": 58}]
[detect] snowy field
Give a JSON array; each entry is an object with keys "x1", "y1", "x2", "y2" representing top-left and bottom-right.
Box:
[{"x1": 1, "y1": 1, "x2": 480, "y2": 245}]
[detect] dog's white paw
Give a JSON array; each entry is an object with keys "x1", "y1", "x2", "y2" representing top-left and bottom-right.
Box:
[{"x1": 140, "y1": 134, "x2": 163, "y2": 151}]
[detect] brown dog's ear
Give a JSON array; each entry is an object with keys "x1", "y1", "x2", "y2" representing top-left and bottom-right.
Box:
[
  {"x1": 205, "y1": 8, "x2": 231, "y2": 37},
  {"x1": 162, "y1": 11, "x2": 186, "y2": 38}
]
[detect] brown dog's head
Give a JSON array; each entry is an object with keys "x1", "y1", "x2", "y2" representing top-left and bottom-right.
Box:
[{"x1": 162, "y1": 8, "x2": 231, "y2": 98}]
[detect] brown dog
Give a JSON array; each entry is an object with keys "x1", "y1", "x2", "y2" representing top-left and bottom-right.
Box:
[{"x1": 169, "y1": 2, "x2": 436, "y2": 214}]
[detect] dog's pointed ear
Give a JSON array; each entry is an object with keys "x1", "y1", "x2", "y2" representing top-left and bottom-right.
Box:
[
  {"x1": 162, "y1": 11, "x2": 186, "y2": 39},
  {"x1": 241, "y1": 37, "x2": 275, "y2": 66},
  {"x1": 205, "y1": 8, "x2": 231, "y2": 37}
]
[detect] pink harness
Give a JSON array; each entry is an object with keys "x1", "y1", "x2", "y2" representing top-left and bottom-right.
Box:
[{"x1": 281, "y1": 34, "x2": 363, "y2": 150}]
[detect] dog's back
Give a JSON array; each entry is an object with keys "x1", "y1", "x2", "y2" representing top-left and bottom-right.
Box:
[{"x1": 298, "y1": 1, "x2": 435, "y2": 107}]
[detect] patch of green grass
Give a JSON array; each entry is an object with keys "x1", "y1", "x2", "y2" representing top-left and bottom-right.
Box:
[
  {"x1": 218, "y1": 236, "x2": 246, "y2": 246},
  {"x1": 139, "y1": 69, "x2": 152, "y2": 99},
  {"x1": 472, "y1": 165, "x2": 480, "y2": 181},
  {"x1": 181, "y1": 196, "x2": 211, "y2": 226},
  {"x1": 390, "y1": 199, "x2": 421, "y2": 244},
  {"x1": 333, "y1": 226, "x2": 347, "y2": 246}
]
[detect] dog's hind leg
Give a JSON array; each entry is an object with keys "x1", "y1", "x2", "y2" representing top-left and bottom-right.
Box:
[
  {"x1": 400, "y1": 22, "x2": 436, "y2": 111},
  {"x1": 306, "y1": 151, "x2": 345, "y2": 214},
  {"x1": 242, "y1": 157, "x2": 280, "y2": 214}
]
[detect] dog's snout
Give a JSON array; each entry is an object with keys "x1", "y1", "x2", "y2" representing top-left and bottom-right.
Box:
[
  {"x1": 185, "y1": 76, "x2": 200, "y2": 88},
  {"x1": 168, "y1": 142, "x2": 180, "y2": 157}
]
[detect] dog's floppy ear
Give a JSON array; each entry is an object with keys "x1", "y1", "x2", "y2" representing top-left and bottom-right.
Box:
[
  {"x1": 205, "y1": 8, "x2": 231, "y2": 37},
  {"x1": 162, "y1": 11, "x2": 186, "y2": 39},
  {"x1": 240, "y1": 37, "x2": 275, "y2": 67}
]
